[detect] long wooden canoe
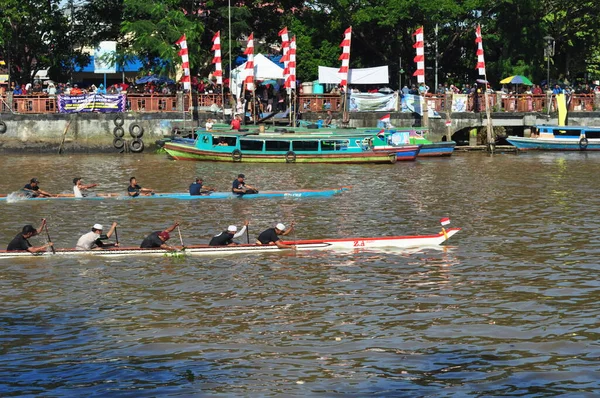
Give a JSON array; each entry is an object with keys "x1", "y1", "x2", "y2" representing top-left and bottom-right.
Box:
[
  {"x1": 0, "y1": 228, "x2": 460, "y2": 259},
  {"x1": 0, "y1": 187, "x2": 349, "y2": 202}
]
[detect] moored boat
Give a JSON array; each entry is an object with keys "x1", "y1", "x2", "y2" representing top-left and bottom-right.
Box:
[
  {"x1": 0, "y1": 187, "x2": 350, "y2": 202},
  {"x1": 0, "y1": 228, "x2": 461, "y2": 259},
  {"x1": 163, "y1": 130, "x2": 399, "y2": 164},
  {"x1": 507, "y1": 125, "x2": 600, "y2": 151}
]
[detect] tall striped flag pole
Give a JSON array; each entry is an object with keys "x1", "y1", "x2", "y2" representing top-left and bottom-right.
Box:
[
  {"x1": 413, "y1": 26, "x2": 425, "y2": 84},
  {"x1": 339, "y1": 27, "x2": 352, "y2": 117},
  {"x1": 279, "y1": 27, "x2": 290, "y2": 87},
  {"x1": 287, "y1": 36, "x2": 297, "y2": 126},
  {"x1": 243, "y1": 33, "x2": 255, "y2": 122},
  {"x1": 476, "y1": 24, "x2": 494, "y2": 150},
  {"x1": 175, "y1": 34, "x2": 191, "y2": 128},
  {"x1": 212, "y1": 31, "x2": 224, "y2": 108}
]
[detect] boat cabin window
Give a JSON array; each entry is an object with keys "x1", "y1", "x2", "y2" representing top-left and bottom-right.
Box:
[
  {"x1": 585, "y1": 130, "x2": 600, "y2": 139},
  {"x1": 555, "y1": 129, "x2": 581, "y2": 137},
  {"x1": 292, "y1": 141, "x2": 319, "y2": 151},
  {"x1": 265, "y1": 140, "x2": 291, "y2": 151},
  {"x1": 321, "y1": 140, "x2": 349, "y2": 151},
  {"x1": 240, "y1": 139, "x2": 264, "y2": 151},
  {"x1": 211, "y1": 136, "x2": 237, "y2": 146}
]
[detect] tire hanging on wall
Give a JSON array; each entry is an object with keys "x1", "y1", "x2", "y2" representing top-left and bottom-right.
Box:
[
  {"x1": 114, "y1": 114, "x2": 125, "y2": 127},
  {"x1": 113, "y1": 126, "x2": 125, "y2": 138},
  {"x1": 129, "y1": 123, "x2": 144, "y2": 138},
  {"x1": 113, "y1": 137, "x2": 125, "y2": 149},
  {"x1": 130, "y1": 138, "x2": 145, "y2": 153}
]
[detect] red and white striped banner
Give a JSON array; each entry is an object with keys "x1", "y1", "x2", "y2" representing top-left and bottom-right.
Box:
[
  {"x1": 475, "y1": 25, "x2": 486, "y2": 76},
  {"x1": 211, "y1": 31, "x2": 223, "y2": 85},
  {"x1": 338, "y1": 27, "x2": 352, "y2": 90},
  {"x1": 279, "y1": 27, "x2": 290, "y2": 85},
  {"x1": 243, "y1": 33, "x2": 255, "y2": 91},
  {"x1": 412, "y1": 26, "x2": 425, "y2": 84},
  {"x1": 175, "y1": 35, "x2": 191, "y2": 90},
  {"x1": 284, "y1": 36, "x2": 296, "y2": 89}
]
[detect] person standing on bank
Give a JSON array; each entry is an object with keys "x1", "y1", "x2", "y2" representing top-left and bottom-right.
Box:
[
  {"x1": 22, "y1": 178, "x2": 53, "y2": 198},
  {"x1": 209, "y1": 221, "x2": 250, "y2": 246},
  {"x1": 231, "y1": 174, "x2": 258, "y2": 195},
  {"x1": 76, "y1": 222, "x2": 119, "y2": 250},
  {"x1": 6, "y1": 219, "x2": 53, "y2": 252},
  {"x1": 73, "y1": 177, "x2": 99, "y2": 198},
  {"x1": 140, "y1": 221, "x2": 181, "y2": 251},
  {"x1": 189, "y1": 177, "x2": 216, "y2": 196},
  {"x1": 256, "y1": 222, "x2": 296, "y2": 249},
  {"x1": 128, "y1": 177, "x2": 154, "y2": 197}
]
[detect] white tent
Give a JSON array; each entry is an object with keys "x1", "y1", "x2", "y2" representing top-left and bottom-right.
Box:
[
  {"x1": 318, "y1": 65, "x2": 389, "y2": 85},
  {"x1": 230, "y1": 53, "x2": 284, "y2": 98}
]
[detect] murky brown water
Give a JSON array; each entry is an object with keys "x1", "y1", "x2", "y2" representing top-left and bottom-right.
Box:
[{"x1": 1, "y1": 151, "x2": 600, "y2": 396}]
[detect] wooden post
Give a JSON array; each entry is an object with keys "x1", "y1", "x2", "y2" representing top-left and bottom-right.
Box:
[{"x1": 484, "y1": 91, "x2": 494, "y2": 152}]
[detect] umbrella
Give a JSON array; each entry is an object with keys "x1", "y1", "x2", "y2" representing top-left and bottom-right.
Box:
[{"x1": 500, "y1": 75, "x2": 533, "y2": 85}]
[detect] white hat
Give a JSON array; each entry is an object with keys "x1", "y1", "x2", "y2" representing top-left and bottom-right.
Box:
[
  {"x1": 227, "y1": 225, "x2": 237, "y2": 232},
  {"x1": 93, "y1": 224, "x2": 103, "y2": 230},
  {"x1": 276, "y1": 223, "x2": 286, "y2": 231}
]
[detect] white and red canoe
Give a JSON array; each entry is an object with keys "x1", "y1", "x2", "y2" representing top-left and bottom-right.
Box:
[{"x1": 0, "y1": 228, "x2": 460, "y2": 259}]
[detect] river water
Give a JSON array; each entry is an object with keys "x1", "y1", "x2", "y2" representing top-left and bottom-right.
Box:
[{"x1": 1, "y1": 151, "x2": 600, "y2": 396}]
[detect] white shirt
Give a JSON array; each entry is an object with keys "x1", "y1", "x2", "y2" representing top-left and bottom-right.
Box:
[
  {"x1": 73, "y1": 185, "x2": 83, "y2": 198},
  {"x1": 232, "y1": 225, "x2": 247, "y2": 239},
  {"x1": 76, "y1": 231, "x2": 100, "y2": 250}
]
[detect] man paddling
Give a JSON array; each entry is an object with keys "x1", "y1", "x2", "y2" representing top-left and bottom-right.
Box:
[
  {"x1": 73, "y1": 177, "x2": 99, "y2": 198},
  {"x1": 256, "y1": 222, "x2": 296, "y2": 250},
  {"x1": 189, "y1": 177, "x2": 216, "y2": 196},
  {"x1": 209, "y1": 221, "x2": 249, "y2": 246},
  {"x1": 76, "y1": 222, "x2": 119, "y2": 250},
  {"x1": 140, "y1": 221, "x2": 181, "y2": 251},
  {"x1": 128, "y1": 177, "x2": 154, "y2": 197},
  {"x1": 22, "y1": 178, "x2": 53, "y2": 198},
  {"x1": 232, "y1": 174, "x2": 258, "y2": 195},
  {"x1": 7, "y1": 219, "x2": 53, "y2": 253}
]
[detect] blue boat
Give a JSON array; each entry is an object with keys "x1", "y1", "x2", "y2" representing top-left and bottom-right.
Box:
[
  {"x1": 0, "y1": 187, "x2": 350, "y2": 202},
  {"x1": 507, "y1": 125, "x2": 600, "y2": 151}
]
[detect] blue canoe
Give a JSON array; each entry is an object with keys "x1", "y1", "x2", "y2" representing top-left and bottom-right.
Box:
[{"x1": 0, "y1": 187, "x2": 350, "y2": 202}]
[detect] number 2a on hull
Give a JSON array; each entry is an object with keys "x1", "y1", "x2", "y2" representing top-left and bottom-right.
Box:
[{"x1": 353, "y1": 240, "x2": 365, "y2": 247}]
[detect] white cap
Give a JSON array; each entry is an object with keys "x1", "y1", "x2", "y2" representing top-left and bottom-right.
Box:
[
  {"x1": 276, "y1": 223, "x2": 286, "y2": 231},
  {"x1": 227, "y1": 225, "x2": 237, "y2": 232},
  {"x1": 93, "y1": 224, "x2": 103, "y2": 230}
]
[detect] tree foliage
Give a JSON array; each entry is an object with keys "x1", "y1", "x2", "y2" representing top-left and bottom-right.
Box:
[{"x1": 2, "y1": 0, "x2": 600, "y2": 86}]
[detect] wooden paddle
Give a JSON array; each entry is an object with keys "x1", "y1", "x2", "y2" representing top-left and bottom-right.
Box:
[
  {"x1": 177, "y1": 225, "x2": 185, "y2": 247},
  {"x1": 246, "y1": 223, "x2": 250, "y2": 244},
  {"x1": 114, "y1": 226, "x2": 119, "y2": 246},
  {"x1": 42, "y1": 219, "x2": 56, "y2": 254}
]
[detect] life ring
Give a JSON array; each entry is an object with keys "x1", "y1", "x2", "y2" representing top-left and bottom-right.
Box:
[
  {"x1": 113, "y1": 126, "x2": 125, "y2": 138},
  {"x1": 114, "y1": 114, "x2": 125, "y2": 127},
  {"x1": 129, "y1": 123, "x2": 144, "y2": 138},
  {"x1": 232, "y1": 149, "x2": 242, "y2": 162},
  {"x1": 113, "y1": 137, "x2": 125, "y2": 149},
  {"x1": 130, "y1": 138, "x2": 145, "y2": 153},
  {"x1": 388, "y1": 153, "x2": 397, "y2": 164},
  {"x1": 579, "y1": 137, "x2": 589, "y2": 150},
  {"x1": 285, "y1": 151, "x2": 296, "y2": 163},
  {"x1": 0, "y1": 121, "x2": 6, "y2": 134}
]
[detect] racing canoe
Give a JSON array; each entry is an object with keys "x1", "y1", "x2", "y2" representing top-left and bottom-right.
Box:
[
  {"x1": 0, "y1": 187, "x2": 349, "y2": 202},
  {"x1": 0, "y1": 228, "x2": 460, "y2": 259}
]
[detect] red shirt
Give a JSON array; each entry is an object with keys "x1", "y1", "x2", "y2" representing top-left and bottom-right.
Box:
[{"x1": 231, "y1": 119, "x2": 241, "y2": 130}]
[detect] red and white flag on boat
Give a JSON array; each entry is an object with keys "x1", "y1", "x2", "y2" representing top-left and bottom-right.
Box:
[
  {"x1": 413, "y1": 26, "x2": 425, "y2": 83},
  {"x1": 379, "y1": 114, "x2": 391, "y2": 124},
  {"x1": 243, "y1": 33, "x2": 255, "y2": 91},
  {"x1": 440, "y1": 217, "x2": 451, "y2": 226},
  {"x1": 475, "y1": 25, "x2": 486, "y2": 76},
  {"x1": 175, "y1": 35, "x2": 191, "y2": 90},
  {"x1": 211, "y1": 31, "x2": 223, "y2": 85},
  {"x1": 338, "y1": 27, "x2": 352, "y2": 90}
]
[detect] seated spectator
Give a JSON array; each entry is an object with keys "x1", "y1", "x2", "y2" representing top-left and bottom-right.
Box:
[
  {"x1": 97, "y1": 84, "x2": 106, "y2": 94},
  {"x1": 70, "y1": 84, "x2": 83, "y2": 96},
  {"x1": 47, "y1": 82, "x2": 57, "y2": 96}
]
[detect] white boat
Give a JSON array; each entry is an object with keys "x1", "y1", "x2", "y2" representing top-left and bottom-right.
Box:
[{"x1": 0, "y1": 228, "x2": 460, "y2": 259}]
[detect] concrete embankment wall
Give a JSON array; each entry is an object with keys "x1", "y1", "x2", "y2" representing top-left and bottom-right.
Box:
[{"x1": 0, "y1": 113, "x2": 192, "y2": 153}]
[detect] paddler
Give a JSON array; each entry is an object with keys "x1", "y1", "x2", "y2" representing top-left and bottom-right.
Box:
[
  {"x1": 140, "y1": 221, "x2": 181, "y2": 251},
  {"x1": 127, "y1": 177, "x2": 154, "y2": 197},
  {"x1": 231, "y1": 174, "x2": 259, "y2": 195},
  {"x1": 256, "y1": 222, "x2": 296, "y2": 250},
  {"x1": 189, "y1": 177, "x2": 216, "y2": 196},
  {"x1": 75, "y1": 222, "x2": 119, "y2": 250},
  {"x1": 6, "y1": 219, "x2": 53, "y2": 252},
  {"x1": 22, "y1": 178, "x2": 53, "y2": 198},
  {"x1": 73, "y1": 177, "x2": 99, "y2": 198},
  {"x1": 209, "y1": 221, "x2": 249, "y2": 246}
]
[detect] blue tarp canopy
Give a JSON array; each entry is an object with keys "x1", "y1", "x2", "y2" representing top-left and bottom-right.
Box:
[{"x1": 135, "y1": 75, "x2": 175, "y2": 85}]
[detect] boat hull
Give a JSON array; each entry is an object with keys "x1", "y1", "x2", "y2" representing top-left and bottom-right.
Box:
[
  {"x1": 507, "y1": 136, "x2": 600, "y2": 151},
  {"x1": 0, "y1": 187, "x2": 349, "y2": 202},
  {"x1": 0, "y1": 228, "x2": 460, "y2": 259},
  {"x1": 163, "y1": 142, "x2": 396, "y2": 164},
  {"x1": 417, "y1": 142, "x2": 456, "y2": 157},
  {"x1": 372, "y1": 145, "x2": 421, "y2": 161}
]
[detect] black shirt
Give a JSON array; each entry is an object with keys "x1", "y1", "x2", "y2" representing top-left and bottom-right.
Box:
[
  {"x1": 23, "y1": 184, "x2": 40, "y2": 197},
  {"x1": 128, "y1": 184, "x2": 142, "y2": 197},
  {"x1": 7, "y1": 233, "x2": 32, "y2": 251},
  {"x1": 231, "y1": 179, "x2": 245, "y2": 193},
  {"x1": 257, "y1": 228, "x2": 279, "y2": 245},
  {"x1": 189, "y1": 182, "x2": 204, "y2": 196},
  {"x1": 209, "y1": 231, "x2": 235, "y2": 246},
  {"x1": 140, "y1": 231, "x2": 163, "y2": 248}
]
